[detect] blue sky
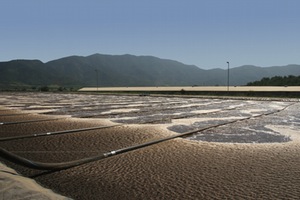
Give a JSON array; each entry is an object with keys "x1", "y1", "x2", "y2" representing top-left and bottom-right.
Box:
[{"x1": 1, "y1": 0, "x2": 299, "y2": 69}]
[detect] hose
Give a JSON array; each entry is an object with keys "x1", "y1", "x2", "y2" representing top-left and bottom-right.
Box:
[
  {"x1": 0, "y1": 124, "x2": 120, "y2": 142},
  {"x1": 0, "y1": 103, "x2": 295, "y2": 171},
  {"x1": 0, "y1": 117, "x2": 250, "y2": 171},
  {"x1": 0, "y1": 117, "x2": 67, "y2": 126}
]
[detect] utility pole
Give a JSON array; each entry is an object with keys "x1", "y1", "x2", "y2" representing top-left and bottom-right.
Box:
[
  {"x1": 227, "y1": 61, "x2": 230, "y2": 92},
  {"x1": 95, "y1": 69, "x2": 99, "y2": 91}
]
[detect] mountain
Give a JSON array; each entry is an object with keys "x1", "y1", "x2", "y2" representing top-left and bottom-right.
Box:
[
  {"x1": 45, "y1": 54, "x2": 206, "y2": 87},
  {"x1": 0, "y1": 60, "x2": 52, "y2": 87},
  {"x1": 1, "y1": 54, "x2": 300, "y2": 89}
]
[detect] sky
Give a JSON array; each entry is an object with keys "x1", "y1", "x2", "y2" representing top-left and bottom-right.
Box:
[{"x1": 1, "y1": 0, "x2": 300, "y2": 69}]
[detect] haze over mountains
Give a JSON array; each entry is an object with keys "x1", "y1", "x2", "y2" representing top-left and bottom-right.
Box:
[{"x1": 1, "y1": 53, "x2": 300, "y2": 89}]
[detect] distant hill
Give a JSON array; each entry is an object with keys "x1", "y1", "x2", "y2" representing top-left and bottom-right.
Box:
[
  {"x1": 1, "y1": 53, "x2": 300, "y2": 90},
  {"x1": 45, "y1": 54, "x2": 206, "y2": 87}
]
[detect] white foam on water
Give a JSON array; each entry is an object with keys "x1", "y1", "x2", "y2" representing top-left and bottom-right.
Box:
[
  {"x1": 266, "y1": 125, "x2": 300, "y2": 142},
  {"x1": 101, "y1": 108, "x2": 140, "y2": 114},
  {"x1": 109, "y1": 116, "x2": 139, "y2": 121},
  {"x1": 176, "y1": 103, "x2": 211, "y2": 108},
  {"x1": 23, "y1": 109, "x2": 59, "y2": 114},
  {"x1": 268, "y1": 102, "x2": 290, "y2": 109},
  {"x1": 28, "y1": 105, "x2": 64, "y2": 109},
  {"x1": 190, "y1": 109, "x2": 221, "y2": 114},
  {"x1": 70, "y1": 117, "x2": 119, "y2": 125},
  {"x1": 240, "y1": 109, "x2": 267, "y2": 115},
  {"x1": 171, "y1": 116, "x2": 244, "y2": 126},
  {"x1": 126, "y1": 104, "x2": 147, "y2": 107}
]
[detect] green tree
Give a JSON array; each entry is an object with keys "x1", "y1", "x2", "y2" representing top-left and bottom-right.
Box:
[{"x1": 40, "y1": 86, "x2": 49, "y2": 92}]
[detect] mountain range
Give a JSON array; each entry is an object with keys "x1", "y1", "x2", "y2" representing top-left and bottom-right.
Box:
[{"x1": 1, "y1": 53, "x2": 300, "y2": 89}]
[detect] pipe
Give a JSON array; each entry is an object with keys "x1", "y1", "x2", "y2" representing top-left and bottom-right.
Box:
[
  {"x1": 0, "y1": 147, "x2": 107, "y2": 170},
  {"x1": 0, "y1": 118, "x2": 250, "y2": 171},
  {"x1": 0, "y1": 117, "x2": 67, "y2": 126},
  {"x1": 0, "y1": 124, "x2": 120, "y2": 142},
  {"x1": 0, "y1": 103, "x2": 294, "y2": 171}
]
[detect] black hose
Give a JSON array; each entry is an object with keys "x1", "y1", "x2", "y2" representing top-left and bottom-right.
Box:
[
  {"x1": 0, "y1": 103, "x2": 295, "y2": 171},
  {"x1": 0, "y1": 124, "x2": 120, "y2": 142},
  {"x1": 0, "y1": 147, "x2": 107, "y2": 170},
  {"x1": 0, "y1": 118, "x2": 249, "y2": 171},
  {"x1": 0, "y1": 117, "x2": 67, "y2": 126}
]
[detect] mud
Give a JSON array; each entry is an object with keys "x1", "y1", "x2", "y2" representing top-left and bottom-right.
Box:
[{"x1": 0, "y1": 92, "x2": 300, "y2": 199}]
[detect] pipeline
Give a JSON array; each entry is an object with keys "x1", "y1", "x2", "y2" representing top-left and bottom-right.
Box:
[
  {"x1": 0, "y1": 117, "x2": 67, "y2": 126},
  {"x1": 0, "y1": 124, "x2": 120, "y2": 142},
  {"x1": 0, "y1": 106, "x2": 242, "y2": 141},
  {"x1": 0, "y1": 102, "x2": 295, "y2": 171},
  {"x1": 0, "y1": 119, "x2": 244, "y2": 171},
  {"x1": 0, "y1": 106, "x2": 241, "y2": 141},
  {"x1": 0, "y1": 147, "x2": 107, "y2": 170}
]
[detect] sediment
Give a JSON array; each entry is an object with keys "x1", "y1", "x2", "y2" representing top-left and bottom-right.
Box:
[{"x1": 1, "y1": 97, "x2": 300, "y2": 199}]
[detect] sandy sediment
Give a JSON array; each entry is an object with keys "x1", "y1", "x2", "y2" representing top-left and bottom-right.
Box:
[{"x1": 1, "y1": 107, "x2": 300, "y2": 199}]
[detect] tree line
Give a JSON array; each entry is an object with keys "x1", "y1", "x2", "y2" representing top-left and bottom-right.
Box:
[{"x1": 247, "y1": 75, "x2": 300, "y2": 86}]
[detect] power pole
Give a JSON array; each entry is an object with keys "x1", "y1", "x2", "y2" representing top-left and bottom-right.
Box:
[
  {"x1": 95, "y1": 69, "x2": 99, "y2": 91},
  {"x1": 227, "y1": 61, "x2": 230, "y2": 92}
]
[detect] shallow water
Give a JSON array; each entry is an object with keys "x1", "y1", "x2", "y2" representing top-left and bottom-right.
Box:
[{"x1": 0, "y1": 92, "x2": 299, "y2": 143}]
